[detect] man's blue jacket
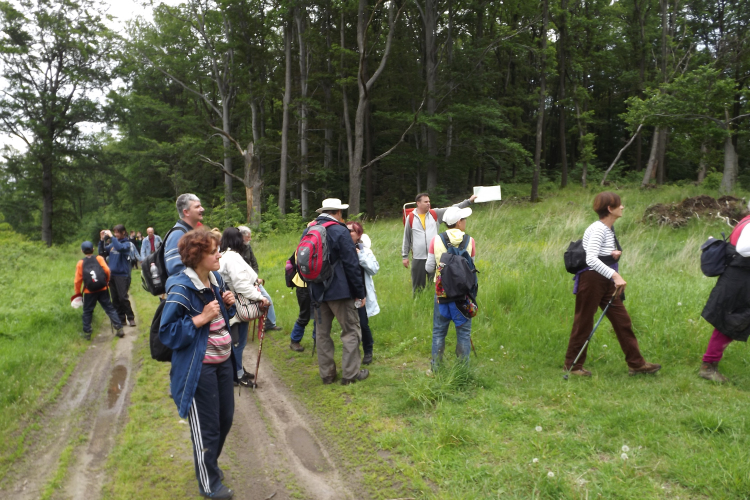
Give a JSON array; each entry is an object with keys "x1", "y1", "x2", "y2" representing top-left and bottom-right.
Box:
[
  {"x1": 98, "y1": 237, "x2": 132, "y2": 277},
  {"x1": 159, "y1": 269, "x2": 237, "y2": 418}
]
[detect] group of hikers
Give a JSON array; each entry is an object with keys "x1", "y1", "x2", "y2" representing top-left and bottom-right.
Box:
[{"x1": 71, "y1": 190, "x2": 750, "y2": 499}]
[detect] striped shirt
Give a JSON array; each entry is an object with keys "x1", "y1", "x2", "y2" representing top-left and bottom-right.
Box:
[
  {"x1": 204, "y1": 315, "x2": 232, "y2": 364},
  {"x1": 583, "y1": 221, "x2": 619, "y2": 279}
]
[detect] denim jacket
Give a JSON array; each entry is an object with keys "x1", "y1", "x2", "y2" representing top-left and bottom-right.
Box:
[{"x1": 159, "y1": 268, "x2": 237, "y2": 418}]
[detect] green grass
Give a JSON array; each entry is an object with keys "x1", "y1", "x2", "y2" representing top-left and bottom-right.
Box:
[
  {"x1": 253, "y1": 184, "x2": 750, "y2": 499},
  {"x1": 0, "y1": 232, "x2": 95, "y2": 482}
]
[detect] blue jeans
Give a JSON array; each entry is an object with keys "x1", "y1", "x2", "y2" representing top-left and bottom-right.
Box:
[
  {"x1": 258, "y1": 284, "x2": 276, "y2": 326},
  {"x1": 431, "y1": 297, "x2": 472, "y2": 367},
  {"x1": 291, "y1": 286, "x2": 316, "y2": 343},
  {"x1": 231, "y1": 322, "x2": 249, "y2": 378}
]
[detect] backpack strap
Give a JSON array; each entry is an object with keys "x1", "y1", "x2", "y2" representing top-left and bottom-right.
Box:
[
  {"x1": 439, "y1": 232, "x2": 450, "y2": 249},
  {"x1": 457, "y1": 234, "x2": 470, "y2": 251},
  {"x1": 429, "y1": 209, "x2": 437, "y2": 222}
]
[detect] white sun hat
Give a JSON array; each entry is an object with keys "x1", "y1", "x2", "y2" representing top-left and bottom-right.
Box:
[
  {"x1": 443, "y1": 206, "x2": 472, "y2": 226},
  {"x1": 316, "y1": 198, "x2": 349, "y2": 213}
]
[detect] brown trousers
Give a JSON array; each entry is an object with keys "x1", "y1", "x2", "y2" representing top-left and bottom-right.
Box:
[
  {"x1": 314, "y1": 298, "x2": 362, "y2": 381},
  {"x1": 565, "y1": 271, "x2": 646, "y2": 370}
]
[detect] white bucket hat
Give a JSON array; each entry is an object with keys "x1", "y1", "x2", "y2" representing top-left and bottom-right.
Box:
[
  {"x1": 443, "y1": 206, "x2": 472, "y2": 226},
  {"x1": 316, "y1": 198, "x2": 349, "y2": 213}
]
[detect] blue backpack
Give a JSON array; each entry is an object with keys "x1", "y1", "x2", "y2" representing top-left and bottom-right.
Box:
[{"x1": 438, "y1": 232, "x2": 478, "y2": 300}]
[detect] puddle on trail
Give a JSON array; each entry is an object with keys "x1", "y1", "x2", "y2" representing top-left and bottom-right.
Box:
[
  {"x1": 286, "y1": 426, "x2": 330, "y2": 473},
  {"x1": 107, "y1": 365, "x2": 128, "y2": 409}
]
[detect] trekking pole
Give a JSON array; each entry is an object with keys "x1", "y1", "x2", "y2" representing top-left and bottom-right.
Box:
[
  {"x1": 470, "y1": 338, "x2": 478, "y2": 358},
  {"x1": 564, "y1": 285, "x2": 621, "y2": 380},
  {"x1": 252, "y1": 308, "x2": 268, "y2": 390}
]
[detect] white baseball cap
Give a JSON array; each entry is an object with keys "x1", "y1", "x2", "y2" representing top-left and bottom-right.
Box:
[
  {"x1": 443, "y1": 206, "x2": 472, "y2": 226},
  {"x1": 316, "y1": 198, "x2": 349, "y2": 213}
]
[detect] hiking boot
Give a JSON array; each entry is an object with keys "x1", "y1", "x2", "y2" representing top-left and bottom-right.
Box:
[
  {"x1": 341, "y1": 369, "x2": 369, "y2": 386},
  {"x1": 238, "y1": 372, "x2": 256, "y2": 387},
  {"x1": 628, "y1": 362, "x2": 661, "y2": 376},
  {"x1": 115, "y1": 328, "x2": 125, "y2": 338},
  {"x1": 699, "y1": 362, "x2": 728, "y2": 383},
  {"x1": 564, "y1": 367, "x2": 592, "y2": 377},
  {"x1": 200, "y1": 484, "x2": 233, "y2": 499},
  {"x1": 362, "y1": 352, "x2": 373, "y2": 365},
  {"x1": 265, "y1": 322, "x2": 283, "y2": 331},
  {"x1": 80, "y1": 331, "x2": 92, "y2": 341},
  {"x1": 290, "y1": 342, "x2": 305, "y2": 352},
  {"x1": 127, "y1": 319, "x2": 136, "y2": 327}
]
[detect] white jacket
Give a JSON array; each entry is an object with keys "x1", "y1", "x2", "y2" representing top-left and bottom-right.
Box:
[
  {"x1": 358, "y1": 234, "x2": 380, "y2": 317},
  {"x1": 219, "y1": 249, "x2": 264, "y2": 325}
]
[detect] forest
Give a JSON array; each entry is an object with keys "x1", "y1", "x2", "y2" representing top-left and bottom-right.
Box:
[{"x1": 0, "y1": 0, "x2": 748, "y2": 244}]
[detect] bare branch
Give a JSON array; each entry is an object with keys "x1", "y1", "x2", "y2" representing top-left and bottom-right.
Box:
[
  {"x1": 600, "y1": 123, "x2": 643, "y2": 185},
  {"x1": 198, "y1": 154, "x2": 246, "y2": 185},
  {"x1": 209, "y1": 125, "x2": 246, "y2": 155}
]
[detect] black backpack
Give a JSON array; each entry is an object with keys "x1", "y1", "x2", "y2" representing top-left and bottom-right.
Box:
[
  {"x1": 149, "y1": 274, "x2": 218, "y2": 362},
  {"x1": 438, "y1": 232, "x2": 478, "y2": 301},
  {"x1": 564, "y1": 229, "x2": 621, "y2": 274},
  {"x1": 700, "y1": 233, "x2": 736, "y2": 277},
  {"x1": 82, "y1": 256, "x2": 108, "y2": 292},
  {"x1": 141, "y1": 222, "x2": 189, "y2": 296}
]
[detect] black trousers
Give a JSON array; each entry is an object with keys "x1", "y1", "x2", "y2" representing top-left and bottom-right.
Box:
[
  {"x1": 188, "y1": 358, "x2": 235, "y2": 495},
  {"x1": 82, "y1": 290, "x2": 122, "y2": 333},
  {"x1": 358, "y1": 306, "x2": 374, "y2": 355},
  {"x1": 109, "y1": 275, "x2": 134, "y2": 322}
]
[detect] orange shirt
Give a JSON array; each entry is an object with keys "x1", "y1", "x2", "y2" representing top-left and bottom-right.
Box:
[{"x1": 74, "y1": 255, "x2": 111, "y2": 294}]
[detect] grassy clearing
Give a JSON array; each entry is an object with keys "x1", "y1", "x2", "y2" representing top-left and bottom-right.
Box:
[
  {"x1": 102, "y1": 285, "x2": 195, "y2": 499},
  {"x1": 0, "y1": 231, "x2": 95, "y2": 482},
  {"x1": 254, "y1": 184, "x2": 750, "y2": 499}
]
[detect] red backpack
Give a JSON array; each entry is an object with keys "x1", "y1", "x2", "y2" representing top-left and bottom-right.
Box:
[
  {"x1": 296, "y1": 220, "x2": 338, "y2": 285},
  {"x1": 403, "y1": 206, "x2": 437, "y2": 227}
]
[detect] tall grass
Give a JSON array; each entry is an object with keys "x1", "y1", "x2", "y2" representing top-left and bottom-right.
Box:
[{"x1": 256, "y1": 184, "x2": 750, "y2": 499}]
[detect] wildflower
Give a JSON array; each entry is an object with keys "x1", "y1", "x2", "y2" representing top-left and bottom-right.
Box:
[
  {"x1": 413, "y1": 337, "x2": 417, "y2": 341},
  {"x1": 621, "y1": 453, "x2": 628, "y2": 460},
  {"x1": 602, "y1": 344, "x2": 608, "y2": 348},
  {"x1": 547, "y1": 472, "x2": 554, "y2": 478},
  {"x1": 276, "y1": 290, "x2": 279, "y2": 292},
  {"x1": 621, "y1": 445, "x2": 630, "y2": 453},
  {"x1": 500, "y1": 345, "x2": 504, "y2": 349},
  {"x1": 532, "y1": 458, "x2": 539, "y2": 463},
  {"x1": 281, "y1": 295, "x2": 285, "y2": 299},
  {"x1": 490, "y1": 358, "x2": 494, "y2": 361},
  {"x1": 535, "y1": 426, "x2": 543, "y2": 432},
  {"x1": 678, "y1": 302, "x2": 682, "y2": 306},
  {"x1": 402, "y1": 363, "x2": 407, "y2": 367}
]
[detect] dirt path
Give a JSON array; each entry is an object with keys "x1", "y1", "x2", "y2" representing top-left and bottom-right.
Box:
[
  {"x1": 4, "y1": 307, "x2": 141, "y2": 500},
  {"x1": 3, "y1": 305, "x2": 357, "y2": 500}
]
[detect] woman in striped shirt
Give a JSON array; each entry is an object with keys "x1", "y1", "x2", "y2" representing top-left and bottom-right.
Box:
[{"x1": 565, "y1": 192, "x2": 661, "y2": 377}]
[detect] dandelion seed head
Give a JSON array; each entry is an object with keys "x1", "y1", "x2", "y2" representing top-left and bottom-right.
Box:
[
  {"x1": 602, "y1": 344, "x2": 608, "y2": 348},
  {"x1": 622, "y1": 445, "x2": 630, "y2": 453},
  {"x1": 532, "y1": 458, "x2": 539, "y2": 463},
  {"x1": 490, "y1": 358, "x2": 494, "y2": 361},
  {"x1": 621, "y1": 453, "x2": 628, "y2": 460},
  {"x1": 677, "y1": 302, "x2": 682, "y2": 306},
  {"x1": 413, "y1": 337, "x2": 417, "y2": 341},
  {"x1": 535, "y1": 426, "x2": 543, "y2": 432},
  {"x1": 547, "y1": 471, "x2": 555, "y2": 478}
]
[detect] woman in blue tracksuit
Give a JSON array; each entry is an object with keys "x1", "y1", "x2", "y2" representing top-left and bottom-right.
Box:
[{"x1": 159, "y1": 229, "x2": 237, "y2": 499}]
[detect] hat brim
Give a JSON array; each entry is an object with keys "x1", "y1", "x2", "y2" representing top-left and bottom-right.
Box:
[{"x1": 316, "y1": 205, "x2": 349, "y2": 213}]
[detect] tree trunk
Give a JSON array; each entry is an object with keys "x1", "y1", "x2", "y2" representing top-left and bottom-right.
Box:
[
  {"x1": 424, "y1": 0, "x2": 438, "y2": 192},
  {"x1": 721, "y1": 133, "x2": 738, "y2": 193},
  {"x1": 531, "y1": 0, "x2": 548, "y2": 203},
  {"x1": 697, "y1": 142, "x2": 707, "y2": 183},
  {"x1": 365, "y1": 103, "x2": 374, "y2": 218},
  {"x1": 279, "y1": 19, "x2": 292, "y2": 214},
  {"x1": 41, "y1": 160, "x2": 52, "y2": 246},
  {"x1": 558, "y1": 0, "x2": 568, "y2": 188},
  {"x1": 222, "y1": 101, "x2": 233, "y2": 206},
  {"x1": 296, "y1": 6, "x2": 309, "y2": 218},
  {"x1": 641, "y1": 128, "x2": 660, "y2": 186},
  {"x1": 656, "y1": 128, "x2": 667, "y2": 184},
  {"x1": 341, "y1": 13, "x2": 353, "y2": 171}
]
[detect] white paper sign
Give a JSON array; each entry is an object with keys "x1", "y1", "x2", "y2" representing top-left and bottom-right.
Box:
[{"x1": 472, "y1": 185, "x2": 502, "y2": 203}]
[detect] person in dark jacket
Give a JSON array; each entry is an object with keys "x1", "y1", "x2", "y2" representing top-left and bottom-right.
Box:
[
  {"x1": 700, "y1": 210, "x2": 750, "y2": 383},
  {"x1": 303, "y1": 198, "x2": 368, "y2": 385},
  {"x1": 160, "y1": 229, "x2": 237, "y2": 499},
  {"x1": 99, "y1": 224, "x2": 136, "y2": 327}
]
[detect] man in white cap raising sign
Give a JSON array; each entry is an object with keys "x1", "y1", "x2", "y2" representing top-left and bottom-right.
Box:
[
  {"x1": 425, "y1": 205, "x2": 478, "y2": 369},
  {"x1": 297, "y1": 198, "x2": 369, "y2": 385}
]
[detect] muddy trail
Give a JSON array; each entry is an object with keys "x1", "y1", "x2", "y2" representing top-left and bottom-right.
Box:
[{"x1": 2, "y1": 305, "x2": 357, "y2": 500}]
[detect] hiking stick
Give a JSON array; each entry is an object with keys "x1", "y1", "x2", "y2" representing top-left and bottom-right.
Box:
[
  {"x1": 470, "y1": 337, "x2": 477, "y2": 357},
  {"x1": 252, "y1": 309, "x2": 268, "y2": 389},
  {"x1": 564, "y1": 285, "x2": 622, "y2": 380}
]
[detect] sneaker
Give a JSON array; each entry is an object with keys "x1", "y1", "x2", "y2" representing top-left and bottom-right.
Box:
[
  {"x1": 628, "y1": 362, "x2": 661, "y2": 376},
  {"x1": 362, "y1": 353, "x2": 373, "y2": 365},
  {"x1": 699, "y1": 362, "x2": 728, "y2": 383},
  {"x1": 127, "y1": 319, "x2": 136, "y2": 327},
  {"x1": 115, "y1": 328, "x2": 125, "y2": 338},
  {"x1": 238, "y1": 372, "x2": 256, "y2": 387},
  {"x1": 80, "y1": 331, "x2": 92, "y2": 341},
  {"x1": 199, "y1": 484, "x2": 233, "y2": 499},
  {"x1": 341, "y1": 369, "x2": 369, "y2": 386},
  {"x1": 290, "y1": 342, "x2": 305, "y2": 352},
  {"x1": 564, "y1": 367, "x2": 592, "y2": 377},
  {"x1": 265, "y1": 323, "x2": 283, "y2": 331}
]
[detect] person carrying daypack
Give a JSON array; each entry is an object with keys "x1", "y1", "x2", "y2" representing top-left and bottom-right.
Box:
[
  {"x1": 98, "y1": 224, "x2": 136, "y2": 328},
  {"x1": 287, "y1": 245, "x2": 317, "y2": 353},
  {"x1": 425, "y1": 206, "x2": 478, "y2": 368},
  {"x1": 74, "y1": 241, "x2": 124, "y2": 341},
  {"x1": 297, "y1": 198, "x2": 368, "y2": 386}
]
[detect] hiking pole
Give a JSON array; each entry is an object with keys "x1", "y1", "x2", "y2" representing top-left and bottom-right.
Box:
[
  {"x1": 251, "y1": 308, "x2": 268, "y2": 390},
  {"x1": 470, "y1": 337, "x2": 477, "y2": 357},
  {"x1": 564, "y1": 285, "x2": 621, "y2": 381}
]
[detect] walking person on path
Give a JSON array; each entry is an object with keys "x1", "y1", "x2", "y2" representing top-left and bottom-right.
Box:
[
  {"x1": 699, "y1": 204, "x2": 750, "y2": 383},
  {"x1": 74, "y1": 241, "x2": 124, "y2": 340},
  {"x1": 140, "y1": 227, "x2": 162, "y2": 261},
  {"x1": 425, "y1": 206, "x2": 478, "y2": 367},
  {"x1": 564, "y1": 191, "x2": 661, "y2": 377},
  {"x1": 98, "y1": 224, "x2": 136, "y2": 327},
  {"x1": 402, "y1": 192, "x2": 477, "y2": 293},
  {"x1": 218, "y1": 227, "x2": 269, "y2": 387},
  {"x1": 160, "y1": 229, "x2": 237, "y2": 499},
  {"x1": 347, "y1": 221, "x2": 380, "y2": 365},
  {"x1": 165, "y1": 193, "x2": 204, "y2": 277},
  {"x1": 302, "y1": 198, "x2": 368, "y2": 385},
  {"x1": 237, "y1": 226, "x2": 282, "y2": 331}
]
